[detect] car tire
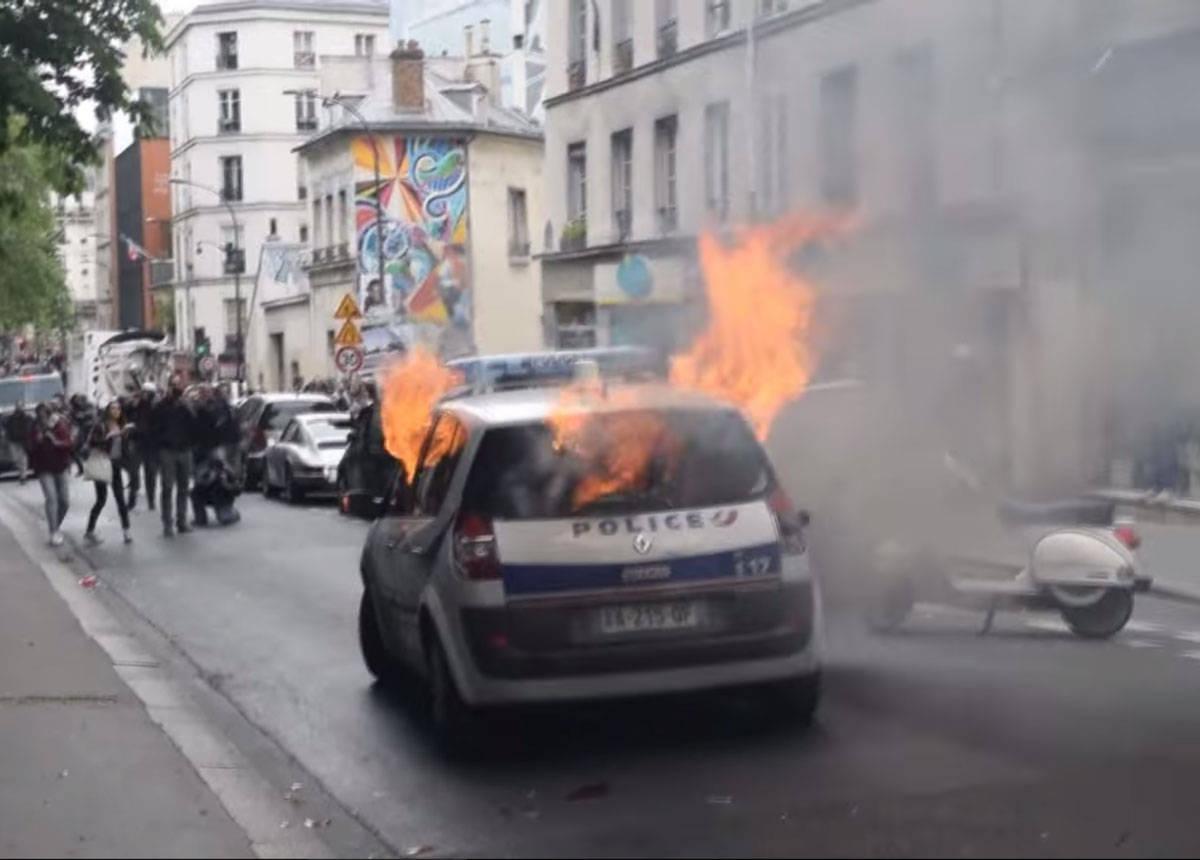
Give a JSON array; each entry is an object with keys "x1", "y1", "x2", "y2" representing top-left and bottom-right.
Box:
[
  {"x1": 1060, "y1": 588, "x2": 1134, "y2": 639},
  {"x1": 427, "y1": 633, "x2": 478, "y2": 757},
  {"x1": 262, "y1": 466, "x2": 278, "y2": 499},
  {"x1": 768, "y1": 671, "x2": 821, "y2": 727},
  {"x1": 359, "y1": 589, "x2": 401, "y2": 682},
  {"x1": 282, "y1": 465, "x2": 305, "y2": 505}
]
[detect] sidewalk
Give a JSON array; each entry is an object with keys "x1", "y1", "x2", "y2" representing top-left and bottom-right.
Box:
[{"x1": 0, "y1": 515, "x2": 251, "y2": 858}]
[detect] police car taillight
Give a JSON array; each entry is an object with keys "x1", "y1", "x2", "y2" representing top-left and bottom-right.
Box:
[
  {"x1": 770, "y1": 487, "x2": 807, "y2": 556},
  {"x1": 454, "y1": 512, "x2": 501, "y2": 580},
  {"x1": 1114, "y1": 523, "x2": 1141, "y2": 551}
]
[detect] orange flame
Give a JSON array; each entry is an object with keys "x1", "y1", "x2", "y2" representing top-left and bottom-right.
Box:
[
  {"x1": 670, "y1": 213, "x2": 845, "y2": 440},
  {"x1": 379, "y1": 347, "x2": 463, "y2": 480},
  {"x1": 548, "y1": 386, "x2": 680, "y2": 511}
]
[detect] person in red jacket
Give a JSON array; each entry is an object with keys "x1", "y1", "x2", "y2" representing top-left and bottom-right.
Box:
[{"x1": 28, "y1": 402, "x2": 74, "y2": 546}]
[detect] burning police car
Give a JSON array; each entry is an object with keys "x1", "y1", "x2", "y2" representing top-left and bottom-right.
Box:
[{"x1": 356, "y1": 349, "x2": 821, "y2": 751}]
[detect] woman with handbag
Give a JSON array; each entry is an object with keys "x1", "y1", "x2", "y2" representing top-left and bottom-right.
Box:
[{"x1": 83, "y1": 401, "x2": 132, "y2": 545}]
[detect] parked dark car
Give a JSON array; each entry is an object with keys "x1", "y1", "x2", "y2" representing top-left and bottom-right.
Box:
[{"x1": 336, "y1": 400, "x2": 400, "y2": 517}]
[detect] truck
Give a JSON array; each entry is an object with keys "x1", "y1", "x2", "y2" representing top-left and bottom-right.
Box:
[{"x1": 67, "y1": 329, "x2": 175, "y2": 406}]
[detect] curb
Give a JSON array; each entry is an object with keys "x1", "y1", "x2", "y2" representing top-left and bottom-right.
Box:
[{"x1": 0, "y1": 491, "x2": 334, "y2": 860}]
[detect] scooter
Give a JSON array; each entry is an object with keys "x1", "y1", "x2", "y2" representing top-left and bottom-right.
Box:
[{"x1": 869, "y1": 456, "x2": 1151, "y2": 639}]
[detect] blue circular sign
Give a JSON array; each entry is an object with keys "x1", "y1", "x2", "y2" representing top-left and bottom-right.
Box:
[{"x1": 616, "y1": 254, "x2": 653, "y2": 300}]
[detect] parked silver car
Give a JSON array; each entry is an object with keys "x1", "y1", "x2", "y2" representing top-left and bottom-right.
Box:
[{"x1": 263, "y1": 412, "x2": 352, "y2": 503}]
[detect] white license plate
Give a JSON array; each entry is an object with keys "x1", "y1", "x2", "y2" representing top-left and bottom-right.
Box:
[{"x1": 598, "y1": 601, "x2": 703, "y2": 636}]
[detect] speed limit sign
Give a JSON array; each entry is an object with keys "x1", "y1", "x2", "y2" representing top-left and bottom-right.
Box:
[{"x1": 335, "y1": 345, "x2": 364, "y2": 375}]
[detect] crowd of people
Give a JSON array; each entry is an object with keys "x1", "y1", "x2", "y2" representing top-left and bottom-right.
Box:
[{"x1": 2, "y1": 373, "x2": 244, "y2": 547}]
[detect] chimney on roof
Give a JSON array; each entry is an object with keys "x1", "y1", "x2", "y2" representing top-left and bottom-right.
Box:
[
  {"x1": 464, "y1": 24, "x2": 474, "y2": 57},
  {"x1": 390, "y1": 39, "x2": 425, "y2": 112}
]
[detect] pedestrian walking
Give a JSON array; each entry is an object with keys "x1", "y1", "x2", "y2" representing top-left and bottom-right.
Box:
[
  {"x1": 130, "y1": 384, "x2": 159, "y2": 510},
  {"x1": 28, "y1": 403, "x2": 73, "y2": 546},
  {"x1": 5, "y1": 399, "x2": 32, "y2": 484},
  {"x1": 151, "y1": 374, "x2": 196, "y2": 537},
  {"x1": 82, "y1": 401, "x2": 133, "y2": 546}
]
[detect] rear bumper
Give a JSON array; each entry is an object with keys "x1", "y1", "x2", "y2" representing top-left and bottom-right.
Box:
[{"x1": 446, "y1": 580, "x2": 822, "y2": 706}]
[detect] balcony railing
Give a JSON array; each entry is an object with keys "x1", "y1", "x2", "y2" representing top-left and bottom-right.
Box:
[
  {"x1": 567, "y1": 60, "x2": 586, "y2": 91},
  {"x1": 296, "y1": 117, "x2": 318, "y2": 132},
  {"x1": 336, "y1": 242, "x2": 349, "y2": 259},
  {"x1": 218, "y1": 118, "x2": 240, "y2": 134},
  {"x1": 216, "y1": 51, "x2": 238, "y2": 70},
  {"x1": 149, "y1": 259, "x2": 175, "y2": 287},
  {"x1": 657, "y1": 21, "x2": 678, "y2": 60},
  {"x1": 658, "y1": 205, "x2": 678, "y2": 234},
  {"x1": 294, "y1": 51, "x2": 315, "y2": 69},
  {"x1": 508, "y1": 238, "x2": 531, "y2": 259},
  {"x1": 613, "y1": 38, "x2": 634, "y2": 76},
  {"x1": 560, "y1": 218, "x2": 587, "y2": 251},
  {"x1": 614, "y1": 208, "x2": 632, "y2": 241}
]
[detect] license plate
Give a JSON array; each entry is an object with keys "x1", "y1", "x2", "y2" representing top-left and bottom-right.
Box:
[{"x1": 598, "y1": 601, "x2": 702, "y2": 636}]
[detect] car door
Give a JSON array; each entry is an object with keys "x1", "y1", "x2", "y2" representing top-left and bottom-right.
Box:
[
  {"x1": 371, "y1": 413, "x2": 468, "y2": 659},
  {"x1": 269, "y1": 419, "x2": 298, "y2": 487}
]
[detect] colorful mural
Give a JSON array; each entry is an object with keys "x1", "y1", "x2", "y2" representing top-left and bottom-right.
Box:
[{"x1": 354, "y1": 135, "x2": 471, "y2": 336}]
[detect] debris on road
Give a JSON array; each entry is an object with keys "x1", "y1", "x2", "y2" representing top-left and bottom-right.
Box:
[
  {"x1": 566, "y1": 782, "x2": 610, "y2": 802},
  {"x1": 404, "y1": 847, "x2": 435, "y2": 858},
  {"x1": 78, "y1": 575, "x2": 97, "y2": 589},
  {"x1": 706, "y1": 795, "x2": 733, "y2": 806},
  {"x1": 284, "y1": 782, "x2": 304, "y2": 804}
]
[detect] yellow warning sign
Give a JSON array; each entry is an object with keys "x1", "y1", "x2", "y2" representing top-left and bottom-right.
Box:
[
  {"x1": 333, "y1": 293, "x2": 362, "y2": 320},
  {"x1": 334, "y1": 319, "x2": 363, "y2": 347}
]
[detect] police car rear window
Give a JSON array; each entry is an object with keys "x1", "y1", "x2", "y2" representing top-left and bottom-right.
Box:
[{"x1": 462, "y1": 409, "x2": 771, "y2": 519}]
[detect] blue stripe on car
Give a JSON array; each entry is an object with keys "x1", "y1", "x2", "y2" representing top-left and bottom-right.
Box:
[{"x1": 501, "y1": 544, "x2": 781, "y2": 596}]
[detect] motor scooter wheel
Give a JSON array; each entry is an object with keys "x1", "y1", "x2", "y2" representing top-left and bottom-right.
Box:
[{"x1": 1059, "y1": 588, "x2": 1133, "y2": 639}]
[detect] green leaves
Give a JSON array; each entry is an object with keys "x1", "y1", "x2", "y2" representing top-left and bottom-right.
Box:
[{"x1": 0, "y1": 0, "x2": 165, "y2": 193}]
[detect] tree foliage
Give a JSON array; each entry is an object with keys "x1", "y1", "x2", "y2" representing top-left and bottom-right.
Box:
[
  {"x1": 0, "y1": 136, "x2": 72, "y2": 331},
  {"x1": 0, "y1": 0, "x2": 164, "y2": 197}
]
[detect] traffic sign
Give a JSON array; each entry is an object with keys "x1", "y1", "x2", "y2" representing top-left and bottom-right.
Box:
[
  {"x1": 335, "y1": 345, "x2": 364, "y2": 375},
  {"x1": 334, "y1": 319, "x2": 363, "y2": 347},
  {"x1": 333, "y1": 293, "x2": 362, "y2": 320},
  {"x1": 198, "y1": 355, "x2": 217, "y2": 376}
]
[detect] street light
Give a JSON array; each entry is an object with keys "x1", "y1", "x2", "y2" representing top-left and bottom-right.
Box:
[
  {"x1": 169, "y1": 176, "x2": 244, "y2": 386},
  {"x1": 284, "y1": 88, "x2": 389, "y2": 317}
]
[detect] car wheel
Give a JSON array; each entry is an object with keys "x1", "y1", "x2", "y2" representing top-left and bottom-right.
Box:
[
  {"x1": 427, "y1": 633, "x2": 478, "y2": 757},
  {"x1": 1060, "y1": 588, "x2": 1134, "y2": 639},
  {"x1": 767, "y1": 671, "x2": 821, "y2": 727},
  {"x1": 359, "y1": 589, "x2": 401, "y2": 682},
  {"x1": 282, "y1": 464, "x2": 305, "y2": 505},
  {"x1": 262, "y1": 464, "x2": 278, "y2": 498}
]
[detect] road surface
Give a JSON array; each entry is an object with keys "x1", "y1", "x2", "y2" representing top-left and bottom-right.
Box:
[{"x1": 9, "y1": 478, "x2": 1200, "y2": 857}]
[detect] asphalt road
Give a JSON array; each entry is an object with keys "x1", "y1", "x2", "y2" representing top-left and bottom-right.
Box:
[{"x1": 12, "y1": 478, "x2": 1200, "y2": 858}]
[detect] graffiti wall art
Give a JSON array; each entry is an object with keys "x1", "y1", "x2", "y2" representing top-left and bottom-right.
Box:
[{"x1": 354, "y1": 135, "x2": 471, "y2": 336}]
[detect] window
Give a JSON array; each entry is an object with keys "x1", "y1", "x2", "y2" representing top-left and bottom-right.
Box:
[
  {"x1": 656, "y1": 0, "x2": 679, "y2": 59},
  {"x1": 611, "y1": 129, "x2": 633, "y2": 239},
  {"x1": 706, "y1": 0, "x2": 731, "y2": 38},
  {"x1": 508, "y1": 188, "x2": 530, "y2": 257},
  {"x1": 414, "y1": 415, "x2": 466, "y2": 516},
  {"x1": 299, "y1": 224, "x2": 309, "y2": 244},
  {"x1": 758, "y1": 0, "x2": 789, "y2": 15},
  {"x1": 355, "y1": 34, "x2": 376, "y2": 57},
  {"x1": 324, "y1": 195, "x2": 334, "y2": 249},
  {"x1": 554, "y1": 301, "x2": 596, "y2": 348},
  {"x1": 704, "y1": 102, "x2": 730, "y2": 220},
  {"x1": 820, "y1": 65, "x2": 858, "y2": 206},
  {"x1": 567, "y1": 141, "x2": 587, "y2": 226},
  {"x1": 217, "y1": 89, "x2": 240, "y2": 133},
  {"x1": 293, "y1": 31, "x2": 315, "y2": 68},
  {"x1": 655, "y1": 115, "x2": 678, "y2": 231},
  {"x1": 294, "y1": 90, "x2": 318, "y2": 132},
  {"x1": 298, "y1": 183, "x2": 307, "y2": 200},
  {"x1": 312, "y1": 200, "x2": 321, "y2": 247},
  {"x1": 612, "y1": 0, "x2": 633, "y2": 75},
  {"x1": 223, "y1": 298, "x2": 246, "y2": 345},
  {"x1": 758, "y1": 93, "x2": 789, "y2": 216},
  {"x1": 219, "y1": 155, "x2": 243, "y2": 202},
  {"x1": 220, "y1": 224, "x2": 245, "y2": 273},
  {"x1": 216, "y1": 32, "x2": 238, "y2": 70},
  {"x1": 567, "y1": 0, "x2": 587, "y2": 90},
  {"x1": 269, "y1": 217, "x2": 278, "y2": 236},
  {"x1": 337, "y1": 190, "x2": 347, "y2": 246},
  {"x1": 895, "y1": 46, "x2": 937, "y2": 207}
]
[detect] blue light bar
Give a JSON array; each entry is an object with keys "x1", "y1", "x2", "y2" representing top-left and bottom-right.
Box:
[{"x1": 447, "y1": 347, "x2": 665, "y2": 392}]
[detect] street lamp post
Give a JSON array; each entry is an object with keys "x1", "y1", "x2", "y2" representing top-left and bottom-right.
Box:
[
  {"x1": 169, "y1": 177, "x2": 244, "y2": 386},
  {"x1": 285, "y1": 89, "x2": 388, "y2": 316}
]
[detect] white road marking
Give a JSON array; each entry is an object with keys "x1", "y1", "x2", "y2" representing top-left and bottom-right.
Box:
[
  {"x1": 1126, "y1": 620, "x2": 1167, "y2": 634},
  {"x1": 1172, "y1": 631, "x2": 1200, "y2": 644},
  {"x1": 1023, "y1": 617, "x2": 1070, "y2": 634},
  {"x1": 1123, "y1": 639, "x2": 1161, "y2": 649},
  {"x1": 1180, "y1": 650, "x2": 1200, "y2": 662}
]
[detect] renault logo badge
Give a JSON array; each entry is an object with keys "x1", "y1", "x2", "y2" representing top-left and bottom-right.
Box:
[{"x1": 633, "y1": 532, "x2": 653, "y2": 555}]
